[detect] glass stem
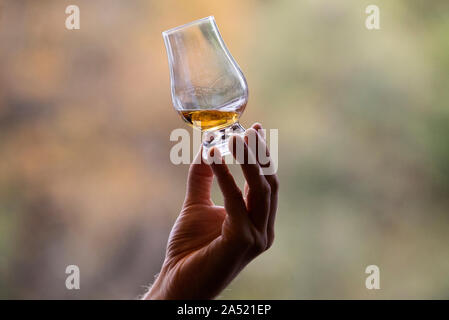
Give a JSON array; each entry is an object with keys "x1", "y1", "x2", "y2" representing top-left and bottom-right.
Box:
[{"x1": 202, "y1": 122, "x2": 245, "y2": 159}]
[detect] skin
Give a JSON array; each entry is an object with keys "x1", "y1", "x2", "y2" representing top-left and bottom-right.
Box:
[{"x1": 144, "y1": 123, "x2": 279, "y2": 300}]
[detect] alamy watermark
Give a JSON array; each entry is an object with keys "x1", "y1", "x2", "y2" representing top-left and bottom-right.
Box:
[
  {"x1": 65, "y1": 5, "x2": 80, "y2": 30},
  {"x1": 365, "y1": 5, "x2": 380, "y2": 30},
  {"x1": 169, "y1": 127, "x2": 279, "y2": 175},
  {"x1": 65, "y1": 265, "x2": 80, "y2": 290},
  {"x1": 365, "y1": 265, "x2": 380, "y2": 290}
]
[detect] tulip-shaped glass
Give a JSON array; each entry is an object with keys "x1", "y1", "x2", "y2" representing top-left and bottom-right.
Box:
[{"x1": 162, "y1": 16, "x2": 248, "y2": 158}]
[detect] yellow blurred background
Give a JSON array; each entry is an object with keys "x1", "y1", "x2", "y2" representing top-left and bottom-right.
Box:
[{"x1": 1, "y1": 0, "x2": 449, "y2": 299}]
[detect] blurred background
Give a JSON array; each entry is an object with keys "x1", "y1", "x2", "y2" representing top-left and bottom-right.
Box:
[{"x1": 1, "y1": 0, "x2": 449, "y2": 299}]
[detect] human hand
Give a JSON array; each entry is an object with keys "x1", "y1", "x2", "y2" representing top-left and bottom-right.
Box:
[{"x1": 144, "y1": 123, "x2": 279, "y2": 299}]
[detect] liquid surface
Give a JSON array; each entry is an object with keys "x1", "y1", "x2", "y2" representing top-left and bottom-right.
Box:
[{"x1": 179, "y1": 109, "x2": 241, "y2": 131}]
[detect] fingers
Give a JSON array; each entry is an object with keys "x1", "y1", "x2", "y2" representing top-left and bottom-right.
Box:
[
  {"x1": 185, "y1": 146, "x2": 214, "y2": 206},
  {"x1": 207, "y1": 122, "x2": 279, "y2": 250},
  {"x1": 246, "y1": 124, "x2": 279, "y2": 248},
  {"x1": 230, "y1": 135, "x2": 266, "y2": 190},
  {"x1": 229, "y1": 135, "x2": 271, "y2": 232},
  {"x1": 251, "y1": 122, "x2": 265, "y2": 139},
  {"x1": 242, "y1": 123, "x2": 263, "y2": 201},
  {"x1": 246, "y1": 124, "x2": 269, "y2": 167},
  {"x1": 208, "y1": 148, "x2": 247, "y2": 219}
]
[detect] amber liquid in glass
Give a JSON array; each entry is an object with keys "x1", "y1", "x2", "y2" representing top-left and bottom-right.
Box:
[{"x1": 178, "y1": 103, "x2": 246, "y2": 131}]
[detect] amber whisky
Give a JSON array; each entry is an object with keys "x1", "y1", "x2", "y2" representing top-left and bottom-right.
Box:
[{"x1": 179, "y1": 104, "x2": 246, "y2": 131}]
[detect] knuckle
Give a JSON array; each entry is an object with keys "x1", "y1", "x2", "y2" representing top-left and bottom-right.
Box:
[
  {"x1": 237, "y1": 230, "x2": 256, "y2": 248},
  {"x1": 254, "y1": 237, "x2": 267, "y2": 253},
  {"x1": 260, "y1": 182, "x2": 271, "y2": 195},
  {"x1": 250, "y1": 233, "x2": 267, "y2": 254},
  {"x1": 237, "y1": 230, "x2": 266, "y2": 254}
]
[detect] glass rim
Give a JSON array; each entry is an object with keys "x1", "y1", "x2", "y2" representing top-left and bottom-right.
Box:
[{"x1": 162, "y1": 16, "x2": 215, "y2": 37}]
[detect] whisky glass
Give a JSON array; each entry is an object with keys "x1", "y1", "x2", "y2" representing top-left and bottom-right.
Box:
[{"x1": 162, "y1": 16, "x2": 248, "y2": 158}]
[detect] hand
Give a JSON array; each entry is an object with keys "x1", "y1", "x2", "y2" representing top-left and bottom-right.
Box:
[{"x1": 144, "y1": 123, "x2": 279, "y2": 300}]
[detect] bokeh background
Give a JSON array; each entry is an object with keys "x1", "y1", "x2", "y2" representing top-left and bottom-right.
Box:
[{"x1": 1, "y1": 0, "x2": 449, "y2": 299}]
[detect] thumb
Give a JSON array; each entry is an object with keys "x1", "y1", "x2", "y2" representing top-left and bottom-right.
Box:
[{"x1": 184, "y1": 146, "x2": 213, "y2": 206}]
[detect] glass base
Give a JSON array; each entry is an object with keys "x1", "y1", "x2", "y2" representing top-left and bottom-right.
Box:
[{"x1": 202, "y1": 122, "x2": 245, "y2": 159}]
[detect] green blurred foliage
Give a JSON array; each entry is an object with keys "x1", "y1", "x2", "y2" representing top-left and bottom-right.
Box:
[{"x1": 0, "y1": 0, "x2": 449, "y2": 298}]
